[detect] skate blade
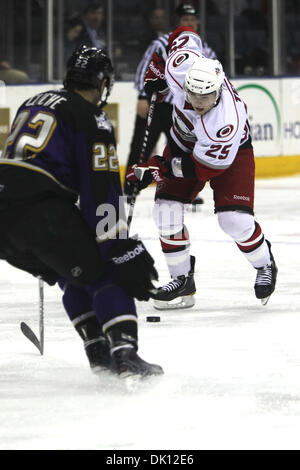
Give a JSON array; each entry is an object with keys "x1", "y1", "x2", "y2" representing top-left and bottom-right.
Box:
[
  {"x1": 261, "y1": 295, "x2": 271, "y2": 306},
  {"x1": 153, "y1": 295, "x2": 195, "y2": 310}
]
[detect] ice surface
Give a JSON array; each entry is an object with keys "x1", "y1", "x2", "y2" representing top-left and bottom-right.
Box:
[{"x1": 1, "y1": 176, "x2": 300, "y2": 450}]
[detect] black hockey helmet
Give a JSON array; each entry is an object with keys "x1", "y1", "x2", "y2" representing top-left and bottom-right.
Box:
[
  {"x1": 175, "y1": 2, "x2": 197, "y2": 17},
  {"x1": 64, "y1": 44, "x2": 114, "y2": 107}
]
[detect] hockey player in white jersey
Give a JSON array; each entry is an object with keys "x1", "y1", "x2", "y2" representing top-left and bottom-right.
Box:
[
  {"x1": 126, "y1": 26, "x2": 278, "y2": 309},
  {"x1": 124, "y1": 3, "x2": 216, "y2": 202}
]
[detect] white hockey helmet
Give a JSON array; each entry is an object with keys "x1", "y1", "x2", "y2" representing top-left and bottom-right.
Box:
[{"x1": 184, "y1": 57, "x2": 225, "y2": 100}]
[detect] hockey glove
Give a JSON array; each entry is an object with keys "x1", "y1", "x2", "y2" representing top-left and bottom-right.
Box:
[
  {"x1": 147, "y1": 155, "x2": 172, "y2": 183},
  {"x1": 144, "y1": 53, "x2": 169, "y2": 102},
  {"x1": 109, "y1": 237, "x2": 158, "y2": 301},
  {"x1": 126, "y1": 164, "x2": 154, "y2": 192}
]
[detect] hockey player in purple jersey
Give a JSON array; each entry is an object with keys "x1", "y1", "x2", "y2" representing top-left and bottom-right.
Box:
[{"x1": 0, "y1": 45, "x2": 163, "y2": 378}]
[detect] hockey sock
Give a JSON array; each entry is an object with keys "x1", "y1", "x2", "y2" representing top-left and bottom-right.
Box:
[
  {"x1": 59, "y1": 281, "x2": 93, "y2": 321},
  {"x1": 159, "y1": 225, "x2": 191, "y2": 278},
  {"x1": 235, "y1": 221, "x2": 271, "y2": 268},
  {"x1": 85, "y1": 279, "x2": 137, "y2": 328},
  {"x1": 59, "y1": 282, "x2": 110, "y2": 369}
]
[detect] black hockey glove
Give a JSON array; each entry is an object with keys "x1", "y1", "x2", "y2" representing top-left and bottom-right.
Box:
[{"x1": 109, "y1": 238, "x2": 158, "y2": 301}]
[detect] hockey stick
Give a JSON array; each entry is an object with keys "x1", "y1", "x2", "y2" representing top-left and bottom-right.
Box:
[
  {"x1": 20, "y1": 277, "x2": 44, "y2": 355},
  {"x1": 127, "y1": 91, "x2": 157, "y2": 231}
]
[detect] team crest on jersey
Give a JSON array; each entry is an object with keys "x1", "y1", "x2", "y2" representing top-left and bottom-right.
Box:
[
  {"x1": 216, "y1": 124, "x2": 234, "y2": 138},
  {"x1": 94, "y1": 113, "x2": 112, "y2": 132},
  {"x1": 173, "y1": 53, "x2": 189, "y2": 68}
]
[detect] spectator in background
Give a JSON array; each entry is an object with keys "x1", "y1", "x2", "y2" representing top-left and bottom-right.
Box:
[
  {"x1": 240, "y1": 0, "x2": 268, "y2": 30},
  {"x1": 123, "y1": 2, "x2": 216, "y2": 202},
  {"x1": 139, "y1": 7, "x2": 167, "y2": 53},
  {"x1": 0, "y1": 61, "x2": 30, "y2": 84},
  {"x1": 64, "y1": 16, "x2": 83, "y2": 61},
  {"x1": 73, "y1": 1, "x2": 124, "y2": 78},
  {"x1": 240, "y1": 0, "x2": 269, "y2": 75},
  {"x1": 76, "y1": 2, "x2": 106, "y2": 50}
]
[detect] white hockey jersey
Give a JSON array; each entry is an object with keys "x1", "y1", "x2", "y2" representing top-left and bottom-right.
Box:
[{"x1": 165, "y1": 30, "x2": 250, "y2": 180}]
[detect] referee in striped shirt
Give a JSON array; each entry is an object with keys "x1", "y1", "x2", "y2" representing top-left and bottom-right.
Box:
[{"x1": 124, "y1": 3, "x2": 216, "y2": 199}]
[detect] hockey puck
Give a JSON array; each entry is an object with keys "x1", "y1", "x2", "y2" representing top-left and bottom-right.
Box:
[{"x1": 146, "y1": 316, "x2": 161, "y2": 323}]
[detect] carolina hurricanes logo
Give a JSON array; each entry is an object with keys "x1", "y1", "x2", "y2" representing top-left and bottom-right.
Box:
[
  {"x1": 216, "y1": 124, "x2": 234, "y2": 138},
  {"x1": 173, "y1": 53, "x2": 189, "y2": 68}
]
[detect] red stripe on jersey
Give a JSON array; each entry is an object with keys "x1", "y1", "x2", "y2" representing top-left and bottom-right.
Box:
[
  {"x1": 184, "y1": 100, "x2": 194, "y2": 110},
  {"x1": 172, "y1": 125, "x2": 195, "y2": 150},
  {"x1": 174, "y1": 105, "x2": 194, "y2": 131}
]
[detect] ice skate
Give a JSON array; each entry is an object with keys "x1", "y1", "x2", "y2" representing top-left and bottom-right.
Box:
[
  {"x1": 105, "y1": 321, "x2": 164, "y2": 378},
  {"x1": 84, "y1": 336, "x2": 111, "y2": 373},
  {"x1": 110, "y1": 346, "x2": 163, "y2": 378},
  {"x1": 254, "y1": 240, "x2": 278, "y2": 305},
  {"x1": 75, "y1": 314, "x2": 111, "y2": 373},
  {"x1": 153, "y1": 256, "x2": 196, "y2": 310}
]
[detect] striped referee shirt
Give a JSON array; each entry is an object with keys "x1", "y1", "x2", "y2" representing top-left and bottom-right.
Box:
[{"x1": 135, "y1": 32, "x2": 217, "y2": 103}]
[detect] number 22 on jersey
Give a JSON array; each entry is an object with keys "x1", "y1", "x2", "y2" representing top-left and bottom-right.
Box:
[
  {"x1": 92, "y1": 143, "x2": 119, "y2": 172},
  {"x1": 2, "y1": 110, "x2": 57, "y2": 160}
]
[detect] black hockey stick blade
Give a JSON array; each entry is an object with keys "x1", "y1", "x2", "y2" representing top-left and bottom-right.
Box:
[{"x1": 20, "y1": 321, "x2": 43, "y2": 355}]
